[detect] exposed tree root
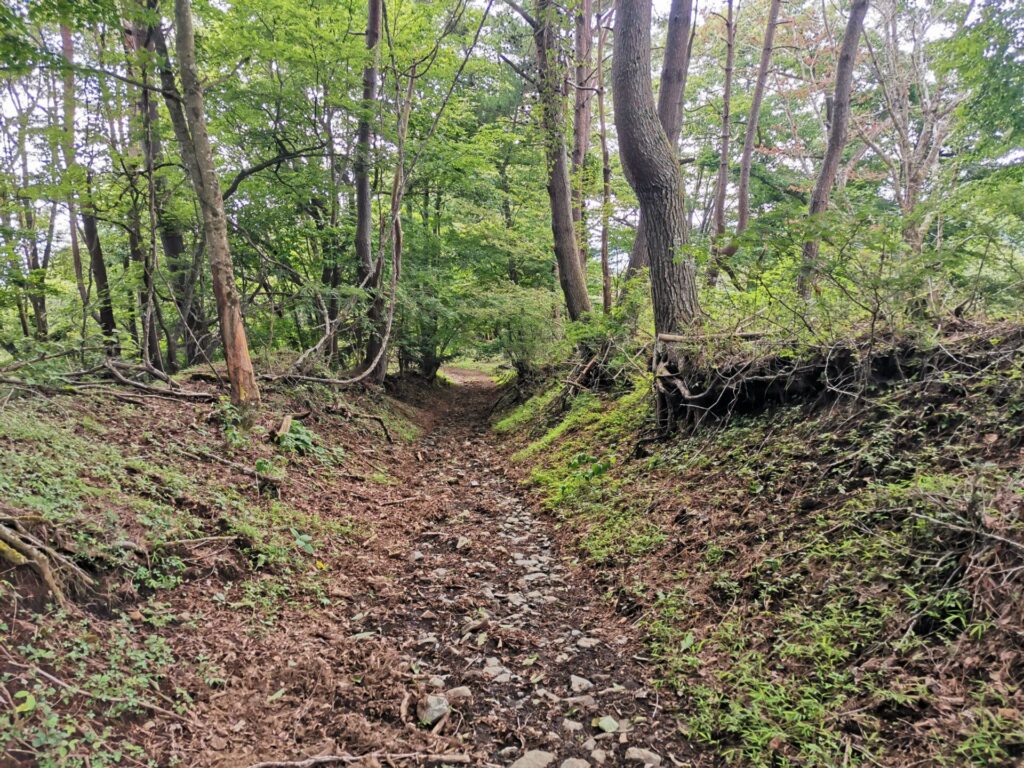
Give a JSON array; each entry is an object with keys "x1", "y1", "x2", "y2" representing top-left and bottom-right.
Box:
[{"x1": 0, "y1": 509, "x2": 97, "y2": 607}]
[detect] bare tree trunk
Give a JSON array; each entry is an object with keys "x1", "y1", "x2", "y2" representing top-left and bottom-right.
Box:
[
  {"x1": 173, "y1": 0, "x2": 259, "y2": 405},
  {"x1": 59, "y1": 26, "x2": 91, "y2": 319},
  {"x1": 798, "y1": 0, "x2": 869, "y2": 297},
  {"x1": 624, "y1": 0, "x2": 694, "y2": 277},
  {"x1": 571, "y1": 0, "x2": 594, "y2": 271},
  {"x1": 80, "y1": 176, "x2": 118, "y2": 346},
  {"x1": 356, "y1": 0, "x2": 384, "y2": 378},
  {"x1": 534, "y1": 0, "x2": 592, "y2": 321},
  {"x1": 736, "y1": 0, "x2": 781, "y2": 234},
  {"x1": 613, "y1": 0, "x2": 700, "y2": 333},
  {"x1": 148, "y1": 12, "x2": 209, "y2": 369},
  {"x1": 707, "y1": 0, "x2": 736, "y2": 287},
  {"x1": 596, "y1": 3, "x2": 613, "y2": 314}
]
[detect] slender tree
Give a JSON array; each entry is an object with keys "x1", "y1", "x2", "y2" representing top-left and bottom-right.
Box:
[
  {"x1": 172, "y1": 0, "x2": 259, "y2": 404},
  {"x1": 707, "y1": 0, "x2": 736, "y2": 286},
  {"x1": 356, "y1": 0, "x2": 385, "y2": 379},
  {"x1": 737, "y1": 0, "x2": 782, "y2": 235},
  {"x1": 596, "y1": 2, "x2": 613, "y2": 313},
  {"x1": 798, "y1": 0, "x2": 870, "y2": 297},
  {"x1": 571, "y1": 0, "x2": 594, "y2": 271},
  {"x1": 613, "y1": 0, "x2": 700, "y2": 333},
  {"x1": 530, "y1": 0, "x2": 592, "y2": 320}
]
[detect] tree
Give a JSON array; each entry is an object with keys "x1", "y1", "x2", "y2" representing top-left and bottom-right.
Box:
[
  {"x1": 613, "y1": 0, "x2": 700, "y2": 333},
  {"x1": 172, "y1": 0, "x2": 260, "y2": 404},
  {"x1": 623, "y1": 0, "x2": 694, "y2": 277},
  {"x1": 571, "y1": 0, "x2": 594, "y2": 271},
  {"x1": 527, "y1": 0, "x2": 592, "y2": 321},
  {"x1": 798, "y1": 0, "x2": 870, "y2": 297}
]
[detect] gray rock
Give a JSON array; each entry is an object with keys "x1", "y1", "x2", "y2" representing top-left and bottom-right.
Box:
[
  {"x1": 577, "y1": 637, "x2": 600, "y2": 649},
  {"x1": 562, "y1": 718, "x2": 584, "y2": 732},
  {"x1": 624, "y1": 747, "x2": 661, "y2": 766},
  {"x1": 446, "y1": 686, "x2": 473, "y2": 702},
  {"x1": 570, "y1": 675, "x2": 594, "y2": 693},
  {"x1": 510, "y1": 750, "x2": 556, "y2": 768},
  {"x1": 560, "y1": 760, "x2": 590, "y2": 768},
  {"x1": 590, "y1": 749, "x2": 607, "y2": 765},
  {"x1": 427, "y1": 676, "x2": 445, "y2": 689},
  {"x1": 456, "y1": 536, "x2": 471, "y2": 550},
  {"x1": 416, "y1": 694, "x2": 449, "y2": 726}
]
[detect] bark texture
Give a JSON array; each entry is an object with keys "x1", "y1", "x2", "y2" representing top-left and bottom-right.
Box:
[
  {"x1": 624, "y1": 0, "x2": 694, "y2": 277},
  {"x1": 571, "y1": 0, "x2": 594, "y2": 271},
  {"x1": 613, "y1": 0, "x2": 700, "y2": 333}
]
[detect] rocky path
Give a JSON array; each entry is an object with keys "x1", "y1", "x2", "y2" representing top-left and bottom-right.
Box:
[
  {"x1": 167, "y1": 370, "x2": 695, "y2": 767},
  {"x1": 350, "y1": 369, "x2": 693, "y2": 768}
]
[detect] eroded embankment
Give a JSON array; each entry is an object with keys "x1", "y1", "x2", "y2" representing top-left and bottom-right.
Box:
[{"x1": 500, "y1": 326, "x2": 1024, "y2": 767}]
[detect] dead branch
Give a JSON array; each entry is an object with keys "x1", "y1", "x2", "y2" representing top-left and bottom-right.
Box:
[
  {"x1": 326, "y1": 404, "x2": 394, "y2": 444},
  {"x1": 245, "y1": 752, "x2": 472, "y2": 768},
  {"x1": 104, "y1": 359, "x2": 216, "y2": 401}
]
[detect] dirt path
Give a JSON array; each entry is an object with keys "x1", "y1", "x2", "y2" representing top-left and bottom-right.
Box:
[{"x1": 165, "y1": 371, "x2": 694, "y2": 767}]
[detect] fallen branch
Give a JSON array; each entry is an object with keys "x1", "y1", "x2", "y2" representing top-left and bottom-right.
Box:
[
  {"x1": 245, "y1": 751, "x2": 472, "y2": 768},
  {"x1": 176, "y1": 446, "x2": 282, "y2": 487},
  {"x1": 104, "y1": 359, "x2": 216, "y2": 402},
  {"x1": 326, "y1": 404, "x2": 394, "y2": 444}
]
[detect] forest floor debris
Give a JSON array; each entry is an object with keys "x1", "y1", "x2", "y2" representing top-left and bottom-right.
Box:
[{"x1": 1, "y1": 368, "x2": 694, "y2": 766}]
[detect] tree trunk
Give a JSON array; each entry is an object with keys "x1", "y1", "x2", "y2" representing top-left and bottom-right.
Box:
[
  {"x1": 59, "y1": 26, "x2": 92, "y2": 320},
  {"x1": 798, "y1": 0, "x2": 869, "y2": 297},
  {"x1": 736, "y1": 0, "x2": 781, "y2": 235},
  {"x1": 707, "y1": 0, "x2": 736, "y2": 287},
  {"x1": 624, "y1": 0, "x2": 694, "y2": 277},
  {"x1": 596, "y1": 2, "x2": 613, "y2": 314},
  {"x1": 534, "y1": 0, "x2": 592, "y2": 321},
  {"x1": 571, "y1": 0, "x2": 594, "y2": 271},
  {"x1": 356, "y1": 0, "x2": 385, "y2": 378},
  {"x1": 613, "y1": 0, "x2": 700, "y2": 334},
  {"x1": 173, "y1": 0, "x2": 259, "y2": 405},
  {"x1": 80, "y1": 177, "x2": 118, "y2": 346},
  {"x1": 148, "y1": 12, "x2": 210, "y2": 369}
]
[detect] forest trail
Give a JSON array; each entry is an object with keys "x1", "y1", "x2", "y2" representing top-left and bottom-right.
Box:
[{"x1": 182, "y1": 370, "x2": 694, "y2": 768}]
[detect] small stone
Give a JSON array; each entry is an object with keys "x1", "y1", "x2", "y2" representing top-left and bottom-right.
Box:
[
  {"x1": 594, "y1": 715, "x2": 618, "y2": 733},
  {"x1": 456, "y1": 536, "x2": 471, "y2": 550},
  {"x1": 564, "y1": 694, "x2": 597, "y2": 709},
  {"x1": 577, "y1": 637, "x2": 600, "y2": 649},
  {"x1": 562, "y1": 718, "x2": 584, "y2": 732},
  {"x1": 570, "y1": 675, "x2": 594, "y2": 693},
  {"x1": 416, "y1": 694, "x2": 449, "y2": 726},
  {"x1": 591, "y1": 749, "x2": 607, "y2": 765},
  {"x1": 410, "y1": 550, "x2": 424, "y2": 562},
  {"x1": 561, "y1": 760, "x2": 590, "y2": 768},
  {"x1": 582, "y1": 738, "x2": 597, "y2": 751},
  {"x1": 208, "y1": 735, "x2": 228, "y2": 751},
  {"x1": 446, "y1": 686, "x2": 473, "y2": 702},
  {"x1": 510, "y1": 750, "x2": 556, "y2": 768},
  {"x1": 427, "y1": 676, "x2": 445, "y2": 689},
  {"x1": 624, "y1": 747, "x2": 662, "y2": 766}
]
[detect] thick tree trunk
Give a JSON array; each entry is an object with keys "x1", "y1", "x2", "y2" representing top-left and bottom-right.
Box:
[
  {"x1": 571, "y1": 0, "x2": 594, "y2": 271},
  {"x1": 624, "y1": 0, "x2": 694, "y2": 277},
  {"x1": 736, "y1": 0, "x2": 781, "y2": 235},
  {"x1": 535, "y1": 0, "x2": 592, "y2": 321},
  {"x1": 798, "y1": 0, "x2": 869, "y2": 297},
  {"x1": 173, "y1": 0, "x2": 259, "y2": 405},
  {"x1": 613, "y1": 0, "x2": 700, "y2": 334},
  {"x1": 356, "y1": 0, "x2": 385, "y2": 379}
]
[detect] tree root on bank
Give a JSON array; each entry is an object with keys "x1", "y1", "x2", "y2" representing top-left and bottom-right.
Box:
[{"x1": 0, "y1": 510, "x2": 97, "y2": 608}]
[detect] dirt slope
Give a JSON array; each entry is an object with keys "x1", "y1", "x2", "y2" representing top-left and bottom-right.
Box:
[{"x1": 2, "y1": 372, "x2": 694, "y2": 767}]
